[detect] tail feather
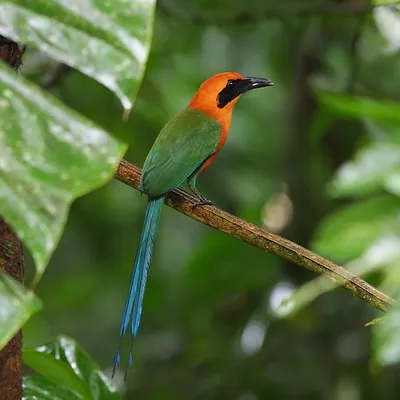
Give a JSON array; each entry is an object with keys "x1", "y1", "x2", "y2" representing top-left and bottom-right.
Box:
[{"x1": 113, "y1": 196, "x2": 164, "y2": 378}]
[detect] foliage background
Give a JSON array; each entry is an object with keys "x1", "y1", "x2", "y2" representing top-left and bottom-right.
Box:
[{"x1": 3, "y1": 0, "x2": 400, "y2": 398}]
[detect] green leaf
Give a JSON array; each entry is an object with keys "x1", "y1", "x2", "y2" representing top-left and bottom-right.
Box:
[
  {"x1": 319, "y1": 91, "x2": 400, "y2": 123},
  {"x1": 386, "y1": 168, "x2": 400, "y2": 196},
  {"x1": 24, "y1": 376, "x2": 83, "y2": 400},
  {"x1": 24, "y1": 336, "x2": 121, "y2": 400},
  {"x1": 0, "y1": 272, "x2": 41, "y2": 349},
  {"x1": 0, "y1": 63, "x2": 126, "y2": 281},
  {"x1": 373, "y1": 299, "x2": 400, "y2": 366},
  {"x1": 312, "y1": 195, "x2": 400, "y2": 260},
  {"x1": 372, "y1": 0, "x2": 400, "y2": 4},
  {"x1": 0, "y1": 0, "x2": 156, "y2": 111},
  {"x1": 330, "y1": 143, "x2": 400, "y2": 197}
]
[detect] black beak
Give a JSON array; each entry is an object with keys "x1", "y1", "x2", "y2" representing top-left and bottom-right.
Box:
[{"x1": 244, "y1": 76, "x2": 274, "y2": 90}]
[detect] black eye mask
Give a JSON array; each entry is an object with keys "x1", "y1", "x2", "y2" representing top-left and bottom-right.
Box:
[{"x1": 217, "y1": 77, "x2": 273, "y2": 109}]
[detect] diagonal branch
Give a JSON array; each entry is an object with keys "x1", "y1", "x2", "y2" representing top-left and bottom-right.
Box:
[{"x1": 115, "y1": 159, "x2": 394, "y2": 312}]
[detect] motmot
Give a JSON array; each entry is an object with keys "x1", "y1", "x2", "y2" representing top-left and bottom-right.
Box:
[{"x1": 113, "y1": 72, "x2": 273, "y2": 377}]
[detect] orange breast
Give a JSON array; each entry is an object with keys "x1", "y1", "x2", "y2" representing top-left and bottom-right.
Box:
[
  {"x1": 187, "y1": 75, "x2": 238, "y2": 173},
  {"x1": 200, "y1": 127, "x2": 229, "y2": 172}
]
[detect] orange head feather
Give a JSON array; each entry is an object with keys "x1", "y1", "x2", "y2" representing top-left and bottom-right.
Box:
[
  {"x1": 187, "y1": 72, "x2": 273, "y2": 172},
  {"x1": 187, "y1": 72, "x2": 273, "y2": 133}
]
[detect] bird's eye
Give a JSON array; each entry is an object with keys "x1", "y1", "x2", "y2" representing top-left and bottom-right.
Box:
[{"x1": 227, "y1": 80, "x2": 235, "y2": 87}]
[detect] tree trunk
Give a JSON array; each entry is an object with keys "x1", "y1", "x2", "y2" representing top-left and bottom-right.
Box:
[{"x1": 0, "y1": 36, "x2": 26, "y2": 400}]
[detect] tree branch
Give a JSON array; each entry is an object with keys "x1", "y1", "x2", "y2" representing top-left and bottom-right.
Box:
[{"x1": 115, "y1": 159, "x2": 394, "y2": 312}]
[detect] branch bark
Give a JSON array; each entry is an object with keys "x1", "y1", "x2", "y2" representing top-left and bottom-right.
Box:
[
  {"x1": 115, "y1": 159, "x2": 394, "y2": 312},
  {"x1": 0, "y1": 36, "x2": 25, "y2": 400},
  {"x1": 0, "y1": 221, "x2": 24, "y2": 400}
]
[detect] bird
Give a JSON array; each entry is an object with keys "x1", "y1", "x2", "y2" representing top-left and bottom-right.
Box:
[{"x1": 113, "y1": 72, "x2": 273, "y2": 378}]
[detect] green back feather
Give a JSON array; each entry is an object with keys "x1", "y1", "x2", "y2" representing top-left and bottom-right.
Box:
[{"x1": 141, "y1": 108, "x2": 221, "y2": 198}]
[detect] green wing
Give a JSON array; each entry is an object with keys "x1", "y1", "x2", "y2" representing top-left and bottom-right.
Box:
[{"x1": 141, "y1": 108, "x2": 221, "y2": 198}]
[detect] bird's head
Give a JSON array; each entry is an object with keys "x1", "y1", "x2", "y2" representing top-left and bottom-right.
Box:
[{"x1": 188, "y1": 72, "x2": 273, "y2": 127}]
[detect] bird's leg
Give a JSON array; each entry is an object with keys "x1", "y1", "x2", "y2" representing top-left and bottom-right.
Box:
[
  {"x1": 187, "y1": 173, "x2": 214, "y2": 209},
  {"x1": 188, "y1": 184, "x2": 214, "y2": 208}
]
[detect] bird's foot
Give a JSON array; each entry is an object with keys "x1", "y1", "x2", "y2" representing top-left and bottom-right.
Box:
[
  {"x1": 192, "y1": 198, "x2": 214, "y2": 209},
  {"x1": 187, "y1": 183, "x2": 214, "y2": 209}
]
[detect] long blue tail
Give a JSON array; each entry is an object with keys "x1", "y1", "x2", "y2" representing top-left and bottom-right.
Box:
[{"x1": 112, "y1": 196, "x2": 164, "y2": 379}]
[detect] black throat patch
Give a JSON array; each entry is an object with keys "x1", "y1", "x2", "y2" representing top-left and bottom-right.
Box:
[{"x1": 217, "y1": 79, "x2": 246, "y2": 109}]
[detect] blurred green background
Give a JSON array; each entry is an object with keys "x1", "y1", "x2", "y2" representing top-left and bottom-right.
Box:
[{"x1": 18, "y1": 0, "x2": 400, "y2": 398}]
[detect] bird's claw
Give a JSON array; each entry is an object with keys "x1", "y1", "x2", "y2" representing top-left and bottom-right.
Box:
[{"x1": 192, "y1": 199, "x2": 214, "y2": 209}]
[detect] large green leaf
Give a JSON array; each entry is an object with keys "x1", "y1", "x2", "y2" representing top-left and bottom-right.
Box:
[
  {"x1": 0, "y1": 63, "x2": 126, "y2": 281},
  {"x1": 0, "y1": 0, "x2": 156, "y2": 111},
  {"x1": 0, "y1": 272, "x2": 41, "y2": 349},
  {"x1": 330, "y1": 143, "x2": 400, "y2": 197},
  {"x1": 24, "y1": 336, "x2": 121, "y2": 400},
  {"x1": 319, "y1": 91, "x2": 400, "y2": 123},
  {"x1": 312, "y1": 195, "x2": 400, "y2": 260},
  {"x1": 24, "y1": 376, "x2": 83, "y2": 400}
]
